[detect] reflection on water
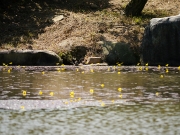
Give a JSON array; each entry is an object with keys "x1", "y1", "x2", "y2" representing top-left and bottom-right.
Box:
[{"x1": 0, "y1": 66, "x2": 180, "y2": 134}]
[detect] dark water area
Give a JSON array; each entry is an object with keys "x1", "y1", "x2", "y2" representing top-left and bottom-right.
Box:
[{"x1": 0, "y1": 66, "x2": 180, "y2": 134}]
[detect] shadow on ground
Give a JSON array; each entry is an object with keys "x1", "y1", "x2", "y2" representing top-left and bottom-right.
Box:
[{"x1": 0, "y1": 0, "x2": 110, "y2": 47}]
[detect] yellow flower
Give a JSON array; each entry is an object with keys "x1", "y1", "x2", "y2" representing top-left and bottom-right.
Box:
[
  {"x1": 49, "y1": 92, "x2": 54, "y2": 96},
  {"x1": 118, "y1": 88, "x2": 122, "y2": 92},
  {"x1": 145, "y1": 67, "x2": 148, "y2": 71},
  {"x1": 107, "y1": 67, "x2": 110, "y2": 71},
  {"x1": 166, "y1": 69, "x2": 169, "y2": 73},
  {"x1": 101, "y1": 84, "x2": 105, "y2": 88},
  {"x1": 22, "y1": 90, "x2": 26, "y2": 96},
  {"x1": 78, "y1": 97, "x2": 81, "y2": 101},
  {"x1": 158, "y1": 65, "x2": 161, "y2": 70},
  {"x1": 2, "y1": 63, "x2": 6, "y2": 66},
  {"x1": 81, "y1": 71, "x2": 84, "y2": 74},
  {"x1": 90, "y1": 69, "x2": 94, "y2": 73},
  {"x1": 8, "y1": 69, "x2": 11, "y2": 73},
  {"x1": 166, "y1": 64, "x2": 169, "y2": 67},
  {"x1": 90, "y1": 89, "x2": 94, "y2": 94},
  {"x1": 160, "y1": 75, "x2": 164, "y2": 78},
  {"x1": 64, "y1": 101, "x2": 68, "y2": 104},
  {"x1": 145, "y1": 63, "x2": 148, "y2": 66},
  {"x1": 57, "y1": 68, "x2": 60, "y2": 71},
  {"x1": 137, "y1": 63, "x2": 140, "y2": 66},
  {"x1": 119, "y1": 94, "x2": 122, "y2": 98},
  {"x1": 156, "y1": 92, "x2": 159, "y2": 96},
  {"x1": 21, "y1": 106, "x2": 25, "y2": 110},
  {"x1": 101, "y1": 102, "x2": 105, "y2": 107},
  {"x1": 39, "y1": 91, "x2": 43, "y2": 95},
  {"x1": 70, "y1": 99, "x2": 73, "y2": 102},
  {"x1": 76, "y1": 68, "x2": 79, "y2": 72},
  {"x1": 9, "y1": 62, "x2": 12, "y2": 65},
  {"x1": 70, "y1": 91, "x2": 75, "y2": 98},
  {"x1": 139, "y1": 67, "x2": 142, "y2": 71},
  {"x1": 56, "y1": 63, "x2": 59, "y2": 65},
  {"x1": 61, "y1": 68, "x2": 65, "y2": 71},
  {"x1": 42, "y1": 71, "x2": 45, "y2": 75},
  {"x1": 118, "y1": 72, "x2": 121, "y2": 74},
  {"x1": 178, "y1": 66, "x2": 180, "y2": 70}
]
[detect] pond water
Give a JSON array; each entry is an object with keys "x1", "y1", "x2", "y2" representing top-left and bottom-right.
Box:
[{"x1": 0, "y1": 66, "x2": 180, "y2": 135}]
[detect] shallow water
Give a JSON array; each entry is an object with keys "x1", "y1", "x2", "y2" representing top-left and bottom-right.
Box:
[{"x1": 0, "y1": 66, "x2": 180, "y2": 134}]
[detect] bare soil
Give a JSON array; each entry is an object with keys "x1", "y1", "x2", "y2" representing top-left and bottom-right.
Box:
[{"x1": 0, "y1": 0, "x2": 180, "y2": 64}]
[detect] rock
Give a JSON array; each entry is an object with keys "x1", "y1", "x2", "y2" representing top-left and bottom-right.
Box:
[
  {"x1": 104, "y1": 42, "x2": 138, "y2": 65},
  {"x1": 52, "y1": 15, "x2": 64, "y2": 23},
  {"x1": 86, "y1": 57, "x2": 102, "y2": 64},
  {"x1": 0, "y1": 50, "x2": 62, "y2": 66},
  {"x1": 141, "y1": 14, "x2": 180, "y2": 66}
]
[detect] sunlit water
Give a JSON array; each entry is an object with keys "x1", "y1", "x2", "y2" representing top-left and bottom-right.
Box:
[{"x1": 0, "y1": 66, "x2": 180, "y2": 135}]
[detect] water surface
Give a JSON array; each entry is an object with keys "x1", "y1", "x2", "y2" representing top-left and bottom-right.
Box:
[{"x1": 0, "y1": 66, "x2": 180, "y2": 134}]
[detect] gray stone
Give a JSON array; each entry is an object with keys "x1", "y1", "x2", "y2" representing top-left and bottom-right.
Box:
[
  {"x1": 86, "y1": 57, "x2": 102, "y2": 64},
  {"x1": 104, "y1": 42, "x2": 138, "y2": 65},
  {"x1": 141, "y1": 14, "x2": 180, "y2": 66},
  {"x1": 0, "y1": 50, "x2": 62, "y2": 66},
  {"x1": 52, "y1": 15, "x2": 64, "y2": 23}
]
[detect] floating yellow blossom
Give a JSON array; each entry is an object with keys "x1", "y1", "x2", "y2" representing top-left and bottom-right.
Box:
[
  {"x1": 166, "y1": 69, "x2": 169, "y2": 73},
  {"x1": 76, "y1": 68, "x2": 79, "y2": 72},
  {"x1": 118, "y1": 88, "x2": 122, "y2": 92},
  {"x1": 90, "y1": 89, "x2": 94, "y2": 94},
  {"x1": 57, "y1": 68, "x2": 61, "y2": 72},
  {"x1": 64, "y1": 101, "x2": 68, "y2": 104},
  {"x1": 70, "y1": 91, "x2": 75, "y2": 98},
  {"x1": 21, "y1": 106, "x2": 25, "y2": 110},
  {"x1": 78, "y1": 97, "x2": 81, "y2": 101},
  {"x1": 101, "y1": 84, "x2": 105, "y2": 88},
  {"x1": 137, "y1": 63, "x2": 140, "y2": 66},
  {"x1": 49, "y1": 92, "x2": 54, "y2": 96},
  {"x1": 81, "y1": 71, "x2": 84, "y2": 74},
  {"x1": 119, "y1": 94, "x2": 122, "y2": 98},
  {"x1": 70, "y1": 99, "x2": 73, "y2": 102},
  {"x1": 139, "y1": 67, "x2": 142, "y2": 71},
  {"x1": 107, "y1": 67, "x2": 110, "y2": 71},
  {"x1": 101, "y1": 102, "x2": 105, "y2": 107},
  {"x1": 118, "y1": 72, "x2": 121, "y2": 74},
  {"x1": 39, "y1": 90, "x2": 43, "y2": 95},
  {"x1": 156, "y1": 92, "x2": 159, "y2": 96},
  {"x1": 42, "y1": 71, "x2": 45, "y2": 75},
  {"x1": 145, "y1": 63, "x2": 148, "y2": 66},
  {"x1": 2, "y1": 63, "x2": 6, "y2": 66},
  {"x1": 160, "y1": 75, "x2": 164, "y2": 78},
  {"x1": 9, "y1": 62, "x2": 12, "y2": 65},
  {"x1": 61, "y1": 68, "x2": 65, "y2": 71},
  {"x1": 158, "y1": 65, "x2": 161, "y2": 70},
  {"x1": 90, "y1": 69, "x2": 94, "y2": 73},
  {"x1": 22, "y1": 90, "x2": 26, "y2": 96},
  {"x1": 145, "y1": 67, "x2": 148, "y2": 71},
  {"x1": 166, "y1": 64, "x2": 169, "y2": 67},
  {"x1": 178, "y1": 66, "x2": 180, "y2": 70},
  {"x1": 8, "y1": 69, "x2": 11, "y2": 73}
]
